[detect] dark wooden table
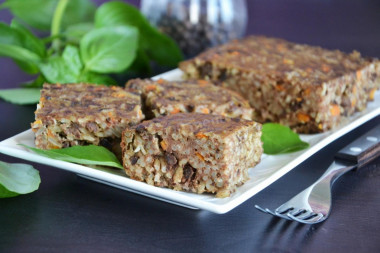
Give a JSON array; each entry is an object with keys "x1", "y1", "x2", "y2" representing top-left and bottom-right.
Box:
[{"x1": 1, "y1": 1, "x2": 379, "y2": 252}]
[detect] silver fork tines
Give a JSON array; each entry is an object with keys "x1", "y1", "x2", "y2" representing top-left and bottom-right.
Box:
[
  {"x1": 254, "y1": 161, "x2": 356, "y2": 224},
  {"x1": 255, "y1": 205, "x2": 325, "y2": 224},
  {"x1": 255, "y1": 126, "x2": 380, "y2": 224},
  {"x1": 287, "y1": 212, "x2": 324, "y2": 224}
]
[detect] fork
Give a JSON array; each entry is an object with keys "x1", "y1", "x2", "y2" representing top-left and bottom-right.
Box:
[{"x1": 255, "y1": 125, "x2": 380, "y2": 224}]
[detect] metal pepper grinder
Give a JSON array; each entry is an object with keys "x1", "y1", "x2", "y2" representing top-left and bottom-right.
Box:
[{"x1": 141, "y1": 0, "x2": 248, "y2": 59}]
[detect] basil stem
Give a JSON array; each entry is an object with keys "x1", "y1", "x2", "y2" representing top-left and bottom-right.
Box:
[{"x1": 51, "y1": 0, "x2": 69, "y2": 53}]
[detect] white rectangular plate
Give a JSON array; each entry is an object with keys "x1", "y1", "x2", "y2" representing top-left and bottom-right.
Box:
[{"x1": 0, "y1": 69, "x2": 379, "y2": 214}]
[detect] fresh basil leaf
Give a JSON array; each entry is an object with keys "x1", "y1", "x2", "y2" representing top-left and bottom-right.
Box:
[
  {"x1": 94, "y1": 1, "x2": 183, "y2": 67},
  {"x1": 0, "y1": 22, "x2": 23, "y2": 45},
  {"x1": 0, "y1": 184, "x2": 19, "y2": 198},
  {"x1": 80, "y1": 26, "x2": 138, "y2": 73},
  {"x1": 10, "y1": 19, "x2": 45, "y2": 57},
  {"x1": 0, "y1": 161, "x2": 41, "y2": 198},
  {"x1": 0, "y1": 88, "x2": 40, "y2": 105},
  {"x1": 39, "y1": 45, "x2": 83, "y2": 83},
  {"x1": 61, "y1": 0, "x2": 96, "y2": 30},
  {"x1": 79, "y1": 72, "x2": 117, "y2": 86},
  {"x1": 21, "y1": 145, "x2": 124, "y2": 170},
  {"x1": 261, "y1": 123, "x2": 309, "y2": 155},
  {"x1": 64, "y1": 22, "x2": 94, "y2": 43},
  {"x1": 95, "y1": 1, "x2": 145, "y2": 28},
  {"x1": 0, "y1": 22, "x2": 43, "y2": 73},
  {"x1": 143, "y1": 29, "x2": 183, "y2": 67},
  {"x1": 62, "y1": 45, "x2": 83, "y2": 76},
  {"x1": 9, "y1": 20, "x2": 46, "y2": 74},
  {"x1": 2, "y1": 0, "x2": 57, "y2": 30},
  {"x1": 39, "y1": 56, "x2": 75, "y2": 83},
  {"x1": 0, "y1": 44, "x2": 41, "y2": 63},
  {"x1": 3, "y1": 0, "x2": 95, "y2": 31}
]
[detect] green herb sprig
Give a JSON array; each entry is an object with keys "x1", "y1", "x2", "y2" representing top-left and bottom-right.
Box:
[
  {"x1": 21, "y1": 144, "x2": 124, "y2": 170},
  {"x1": 0, "y1": 144, "x2": 123, "y2": 198},
  {"x1": 0, "y1": 0, "x2": 183, "y2": 105},
  {"x1": 261, "y1": 123, "x2": 309, "y2": 154},
  {"x1": 0, "y1": 161, "x2": 41, "y2": 198}
]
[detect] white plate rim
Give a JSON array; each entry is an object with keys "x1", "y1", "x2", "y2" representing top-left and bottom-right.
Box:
[{"x1": 0, "y1": 69, "x2": 379, "y2": 214}]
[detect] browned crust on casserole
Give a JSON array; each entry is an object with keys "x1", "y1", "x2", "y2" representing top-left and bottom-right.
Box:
[
  {"x1": 121, "y1": 113, "x2": 262, "y2": 198},
  {"x1": 179, "y1": 35, "x2": 380, "y2": 133},
  {"x1": 32, "y1": 83, "x2": 144, "y2": 150},
  {"x1": 125, "y1": 78, "x2": 254, "y2": 120}
]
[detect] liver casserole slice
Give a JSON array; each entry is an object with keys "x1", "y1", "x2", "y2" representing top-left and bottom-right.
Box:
[
  {"x1": 180, "y1": 35, "x2": 380, "y2": 133},
  {"x1": 121, "y1": 113, "x2": 262, "y2": 198}
]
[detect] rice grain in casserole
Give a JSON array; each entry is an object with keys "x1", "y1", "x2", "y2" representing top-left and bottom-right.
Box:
[
  {"x1": 121, "y1": 113, "x2": 262, "y2": 198},
  {"x1": 179, "y1": 36, "x2": 380, "y2": 133},
  {"x1": 125, "y1": 78, "x2": 254, "y2": 120},
  {"x1": 32, "y1": 83, "x2": 144, "y2": 150}
]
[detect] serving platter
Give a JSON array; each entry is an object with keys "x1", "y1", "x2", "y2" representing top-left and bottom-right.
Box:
[{"x1": 0, "y1": 69, "x2": 379, "y2": 214}]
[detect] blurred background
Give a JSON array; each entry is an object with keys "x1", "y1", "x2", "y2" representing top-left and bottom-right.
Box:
[{"x1": 0, "y1": 0, "x2": 379, "y2": 88}]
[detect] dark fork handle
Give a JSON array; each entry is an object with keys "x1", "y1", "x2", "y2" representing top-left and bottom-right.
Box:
[{"x1": 335, "y1": 125, "x2": 380, "y2": 168}]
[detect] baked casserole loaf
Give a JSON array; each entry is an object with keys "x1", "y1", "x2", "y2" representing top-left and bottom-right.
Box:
[
  {"x1": 179, "y1": 36, "x2": 380, "y2": 133},
  {"x1": 121, "y1": 113, "x2": 262, "y2": 198},
  {"x1": 125, "y1": 78, "x2": 254, "y2": 120},
  {"x1": 32, "y1": 83, "x2": 144, "y2": 150}
]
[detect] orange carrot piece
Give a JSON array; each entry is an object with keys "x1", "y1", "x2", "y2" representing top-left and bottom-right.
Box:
[
  {"x1": 160, "y1": 140, "x2": 168, "y2": 151},
  {"x1": 195, "y1": 132, "x2": 207, "y2": 139},
  {"x1": 47, "y1": 129, "x2": 55, "y2": 137},
  {"x1": 145, "y1": 84, "x2": 157, "y2": 91},
  {"x1": 303, "y1": 88, "x2": 311, "y2": 96},
  {"x1": 275, "y1": 84, "x2": 285, "y2": 91},
  {"x1": 34, "y1": 119, "x2": 42, "y2": 125},
  {"x1": 112, "y1": 92, "x2": 126, "y2": 98},
  {"x1": 321, "y1": 64, "x2": 330, "y2": 72},
  {"x1": 296, "y1": 113, "x2": 310, "y2": 123},
  {"x1": 197, "y1": 80, "x2": 209, "y2": 87},
  {"x1": 196, "y1": 152, "x2": 205, "y2": 161},
  {"x1": 330, "y1": 104, "x2": 340, "y2": 116},
  {"x1": 201, "y1": 108, "x2": 210, "y2": 114},
  {"x1": 171, "y1": 108, "x2": 180, "y2": 114},
  {"x1": 369, "y1": 88, "x2": 376, "y2": 100}
]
